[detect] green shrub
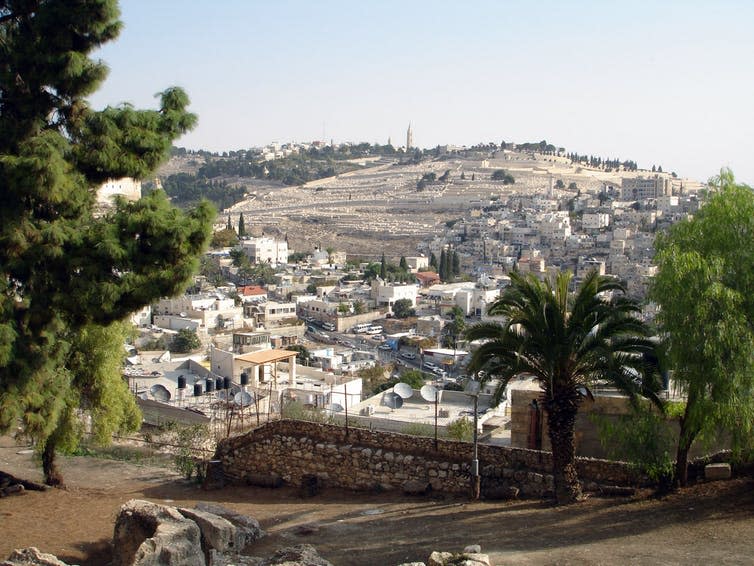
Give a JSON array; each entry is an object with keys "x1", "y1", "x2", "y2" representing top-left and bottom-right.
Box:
[
  {"x1": 447, "y1": 417, "x2": 474, "y2": 441},
  {"x1": 592, "y1": 408, "x2": 676, "y2": 486}
]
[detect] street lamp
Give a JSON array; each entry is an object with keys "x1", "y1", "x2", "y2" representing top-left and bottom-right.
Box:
[{"x1": 464, "y1": 372, "x2": 483, "y2": 500}]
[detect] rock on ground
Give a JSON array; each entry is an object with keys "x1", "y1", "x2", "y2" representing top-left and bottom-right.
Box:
[
  {"x1": 428, "y1": 551, "x2": 490, "y2": 566},
  {"x1": 1, "y1": 547, "x2": 72, "y2": 566},
  {"x1": 259, "y1": 544, "x2": 334, "y2": 566},
  {"x1": 112, "y1": 499, "x2": 203, "y2": 566},
  {"x1": 179, "y1": 507, "x2": 238, "y2": 554},
  {"x1": 194, "y1": 502, "x2": 266, "y2": 546}
]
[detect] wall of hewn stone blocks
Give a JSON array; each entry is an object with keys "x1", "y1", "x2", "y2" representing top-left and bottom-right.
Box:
[{"x1": 214, "y1": 420, "x2": 639, "y2": 498}]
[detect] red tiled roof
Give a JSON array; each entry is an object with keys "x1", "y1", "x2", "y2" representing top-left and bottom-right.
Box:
[
  {"x1": 415, "y1": 272, "x2": 440, "y2": 283},
  {"x1": 239, "y1": 285, "x2": 267, "y2": 296}
]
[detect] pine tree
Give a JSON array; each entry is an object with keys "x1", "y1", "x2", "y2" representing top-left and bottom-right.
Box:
[
  {"x1": 452, "y1": 249, "x2": 460, "y2": 276},
  {"x1": 0, "y1": 1, "x2": 213, "y2": 484},
  {"x1": 430, "y1": 252, "x2": 438, "y2": 270},
  {"x1": 399, "y1": 256, "x2": 408, "y2": 271},
  {"x1": 226, "y1": 215, "x2": 233, "y2": 230}
]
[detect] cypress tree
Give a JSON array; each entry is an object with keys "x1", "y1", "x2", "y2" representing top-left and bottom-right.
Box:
[
  {"x1": 238, "y1": 212, "x2": 246, "y2": 237},
  {"x1": 380, "y1": 253, "x2": 387, "y2": 279}
]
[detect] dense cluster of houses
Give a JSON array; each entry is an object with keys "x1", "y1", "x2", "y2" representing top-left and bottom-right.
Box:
[{"x1": 113, "y1": 162, "x2": 703, "y2": 452}]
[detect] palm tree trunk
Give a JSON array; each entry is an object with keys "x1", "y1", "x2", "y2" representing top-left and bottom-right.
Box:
[{"x1": 545, "y1": 392, "x2": 582, "y2": 504}]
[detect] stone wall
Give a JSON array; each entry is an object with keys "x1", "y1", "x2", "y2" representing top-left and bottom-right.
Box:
[
  {"x1": 214, "y1": 420, "x2": 639, "y2": 498},
  {"x1": 510, "y1": 388, "x2": 722, "y2": 460}
]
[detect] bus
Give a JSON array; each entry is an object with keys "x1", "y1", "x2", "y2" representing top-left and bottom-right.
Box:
[
  {"x1": 365, "y1": 325, "x2": 383, "y2": 335},
  {"x1": 351, "y1": 323, "x2": 370, "y2": 334}
]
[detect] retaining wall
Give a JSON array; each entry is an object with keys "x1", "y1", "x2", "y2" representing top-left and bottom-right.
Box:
[{"x1": 214, "y1": 420, "x2": 639, "y2": 498}]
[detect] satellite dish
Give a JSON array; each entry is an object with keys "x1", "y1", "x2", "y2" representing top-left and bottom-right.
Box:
[
  {"x1": 464, "y1": 380, "x2": 481, "y2": 395},
  {"x1": 393, "y1": 382, "x2": 413, "y2": 399},
  {"x1": 420, "y1": 384, "x2": 439, "y2": 402},
  {"x1": 383, "y1": 391, "x2": 403, "y2": 410},
  {"x1": 233, "y1": 391, "x2": 254, "y2": 407},
  {"x1": 327, "y1": 403, "x2": 344, "y2": 413},
  {"x1": 149, "y1": 384, "x2": 171, "y2": 402}
]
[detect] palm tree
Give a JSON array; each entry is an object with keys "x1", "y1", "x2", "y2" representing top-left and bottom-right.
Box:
[{"x1": 465, "y1": 270, "x2": 662, "y2": 504}]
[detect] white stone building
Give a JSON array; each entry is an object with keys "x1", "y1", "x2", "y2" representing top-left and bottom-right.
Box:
[
  {"x1": 582, "y1": 212, "x2": 611, "y2": 231},
  {"x1": 621, "y1": 176, "x2": 671, "y2": 200},
  {"x1": 370, "y1": 279, "x2": 418, "y2": 311},
  {"x1": 240, "y1": 237, "x2": 289, "y2": 266}
]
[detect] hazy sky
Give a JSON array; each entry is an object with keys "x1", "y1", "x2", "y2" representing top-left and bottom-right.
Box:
[{"x1": 89, "y1": 1, "x2": 754, "y2": 184}]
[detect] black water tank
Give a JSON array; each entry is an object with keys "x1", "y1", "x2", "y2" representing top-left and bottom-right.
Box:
[
  {"x1": 223, "y1": 376, "x2": 231, "y2": 390},
  {"x1": 215, "y1": 377, "x2": 223, "y2": 392},
  {"x1": 177, "y1": 376, "x2": 187, "y2": 390},
  {"x1": 205, "y1": 379, "x2": 215, "y2": 393},
  {"x1": 240, "y1": 372, "x2": 249, "y2": 386},
  {"x1": 193, "y1": 383, "x2": 202, "y2": 397}
]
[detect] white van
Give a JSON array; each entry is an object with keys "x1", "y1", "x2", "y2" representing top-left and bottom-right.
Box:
[{"x1": 322, "y1": 321, "x2": 336, "y2": 331}]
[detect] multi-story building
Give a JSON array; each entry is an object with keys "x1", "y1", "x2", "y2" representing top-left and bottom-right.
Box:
[
  {"x1": 97, "y1": 177, "x2": 142, "y2": 206},
  {"x1": 370, "y1": 279, "x2": 418, "y2": 311},
  {"x1": 621, "y1": 176, "x2": 671, "y2": 200},
  {"x1": 240, "y1": 237, "x2": 288, "y2": 266},
  {"x1": 582, "y1": 212, "x2": 611, "y2": 231}
]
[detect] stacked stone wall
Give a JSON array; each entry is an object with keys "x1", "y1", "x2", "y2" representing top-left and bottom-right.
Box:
[{"x1": 214, "y1": 420, "x2": 639, "y2": 498}]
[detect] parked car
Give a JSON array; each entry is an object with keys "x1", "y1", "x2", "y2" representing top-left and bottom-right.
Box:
[
  {"x1": 378, "y1": 344, "x2": 392, "y2": 351},
  {"x1": 400, "y1": 352, "x2": 416, "y2": 360}
]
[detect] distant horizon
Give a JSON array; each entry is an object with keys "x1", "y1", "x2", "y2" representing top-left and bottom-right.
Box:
[
  {"x1": 89, "y1": 1, "x2": 754, "y2": 186},
  {"x1": 168, "y1": 138, "x2": 701, "y2": 182}
]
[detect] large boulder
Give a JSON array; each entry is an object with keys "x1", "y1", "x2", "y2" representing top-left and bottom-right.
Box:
[
  {"x1": 1, "y1": 548, "x2": 72, "y2": 566},
  {"x1": 112, "y1": 499, "x2": 204, "y2": 566},
  {"x1": 428, "y1": 551, "x2": 490, "y2": 566},
  {"x1": 178, "y1": 508, "x2": 238, "y2": 555},
  {"x1": 208, "y1": 551, "x2": 262, "y2": 566},
  {"x1": 194, "y1": 502, "x2": 265, "y2": 546},
  {"x1": 259, "y1": 544, "x2": 333, "y2": 566}
]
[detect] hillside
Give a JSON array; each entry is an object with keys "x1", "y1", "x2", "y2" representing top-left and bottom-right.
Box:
[{"x1": 155, "y1": 146, "x2": 703, "y2": 259}]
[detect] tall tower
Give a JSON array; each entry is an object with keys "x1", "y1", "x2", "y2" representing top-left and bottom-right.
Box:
[{"x1": 406, "y1": 123, "x2": 413, "y2": 151}]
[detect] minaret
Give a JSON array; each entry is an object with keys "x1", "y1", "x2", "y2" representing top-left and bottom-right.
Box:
[{"x1": 406, "y1": 123, "x2": 413, "y2": 151}]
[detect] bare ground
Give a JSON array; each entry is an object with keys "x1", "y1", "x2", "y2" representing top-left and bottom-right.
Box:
[{"x1": 1, "y1": 436, "x2": 754, "y2": 566}]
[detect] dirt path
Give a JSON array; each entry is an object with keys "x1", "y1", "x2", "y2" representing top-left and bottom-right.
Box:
[{"x1": 2, "y1": 436, "x2": 754, "y2": 565}]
